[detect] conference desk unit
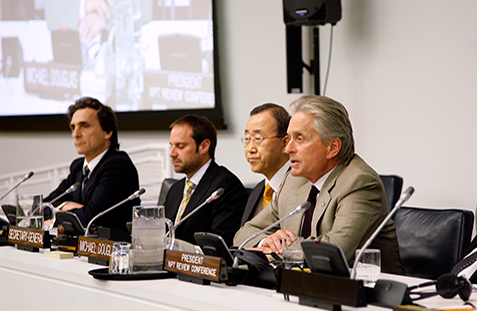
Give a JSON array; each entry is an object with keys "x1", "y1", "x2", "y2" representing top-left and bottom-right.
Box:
[{"x1": 0, "y1": 245, "x2": 474, "y2": 311}]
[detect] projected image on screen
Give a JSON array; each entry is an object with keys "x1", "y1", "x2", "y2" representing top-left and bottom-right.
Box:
[{"x1": 0, "y1": 0, "x2": 216, "y2": 118}]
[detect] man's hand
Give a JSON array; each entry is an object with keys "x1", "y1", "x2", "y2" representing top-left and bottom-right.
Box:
[
  {"x1": 59, "y1": 202, "x2": 84, "y2": 212},
  {"x1": 44, "y1": 219, "x2": 52, "y2": 228},
  {"x1": 262, "y1": 229, "x2": 296, "y2": 254},
  {"x1": 246, "y1": 246, "x2": 273, "y2": 253},
  {"x1": 79, "y1": 13, "x2": 101, "y2": 43},
  {"x1": 86, "y1": 0, "x2": 113, "y2": 21}
]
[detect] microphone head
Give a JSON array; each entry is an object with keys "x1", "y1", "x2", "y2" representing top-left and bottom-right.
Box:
[
  {"x1": 297, "y1": 201, "x2": 311, "y2": 212},
  {"x1": 205, "y1": 188, "x2": 224, "y2": 204},
  {"x1": 289, "y1": 201, "x2": 311, "y2": 216},
  {"x1": 66, "y1": 182, "x2": 81, "y2": 194},
  {"x1": 400, "y1": 186, "x2": 415, "y2": 204},
  {"x1": 212, "y1": 188, "x2": 224, "y2": 200},
  {"x1": 22, "y1": 171, "x2": 34, "y2": 181},
  {"x1": 127, "y1": 188, "x2": 146, "y2": 201},
  {"x1": 403, "y1": 186, "x2": 415, "y2": 197}
]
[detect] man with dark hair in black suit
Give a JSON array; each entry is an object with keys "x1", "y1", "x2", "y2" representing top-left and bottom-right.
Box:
[
  {"x1": 164, "y1": 114, "x2": 248, "y2": 247},
  {"x1": 44, "y1": 96, "x2": 140, "y2": 239}
]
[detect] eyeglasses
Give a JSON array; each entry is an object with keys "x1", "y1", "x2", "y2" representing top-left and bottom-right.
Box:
[{"x1": 241, "y1": 135, "x2": 282, "y2": 147}]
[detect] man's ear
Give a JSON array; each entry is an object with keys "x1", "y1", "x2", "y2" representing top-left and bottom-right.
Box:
[
  {"x1": 104, "y1": 131, "x2": 113, "y2": 140},
  {"x1": 281, "y1": 135, "x2": 290, "y2": 153},
  {"x1": 326, "y1": 138, "x2": 342, "y2": 159},
  {"x1": 199, "y1": 139, "x2": 211, "y2": 156}
]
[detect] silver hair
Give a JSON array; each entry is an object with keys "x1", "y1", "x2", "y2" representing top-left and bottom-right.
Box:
[{"x1": 289, "y1": 95, "x2": 355, "y2": 164}]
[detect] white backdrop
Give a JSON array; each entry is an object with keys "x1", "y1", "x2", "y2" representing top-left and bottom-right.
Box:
[{"x1": 1, "y1": 0, "x2": 477, "y2": 212}]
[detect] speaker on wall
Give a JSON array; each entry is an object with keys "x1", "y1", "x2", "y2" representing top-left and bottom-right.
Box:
[
  {"x1": 283, "y1": 0, "x2": 342, "y2": 27},
  {"x1": 283, "y1": 0, "x2": 341, "y2": 94},
  {"x1": 286, "y1": 26, "x2": 303, "y2": 94}
]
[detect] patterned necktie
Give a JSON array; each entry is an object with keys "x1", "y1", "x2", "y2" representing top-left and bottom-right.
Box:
[
  {"x1": 81, "y1": 166, "x2": 90, "y2": 203},
  {"x1": 301, "y1": 186, "x2": 319, "y2": 238},
  {"x1": 175, "y1": 180, "x2": 195, "y2": 224},
  {"x1": 262, "y1": 183, "x2": 274, "y2": 209}
]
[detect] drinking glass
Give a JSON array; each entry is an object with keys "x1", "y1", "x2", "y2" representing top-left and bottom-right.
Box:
[
  {"x1": 109, "y1": 242, "x2": 134, "y2": 275},
  {"x1": 355, "y1": 248, "x2": 381, "y2": 286},
  {"x1": 281, "y1": 236, "x2": 305, "y2": 269}
]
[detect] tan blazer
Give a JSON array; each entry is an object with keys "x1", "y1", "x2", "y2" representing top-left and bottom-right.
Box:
[{"x1": 234, "y1": 154, "x2": 403, "y2": 275}]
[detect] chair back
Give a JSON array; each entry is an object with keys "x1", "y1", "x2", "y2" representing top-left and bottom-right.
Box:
[
  {"x1": 379, "y1": 175, "x2": 403, "y2": 211},
  {"x1": 157, "y1": 178, "x2": 179, "y2": 205},
  {"x1": 393, "y1": 206, "x2": 474, "y2": 280}
]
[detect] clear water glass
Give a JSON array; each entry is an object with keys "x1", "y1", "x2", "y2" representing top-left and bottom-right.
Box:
[
  {"x1": 109, "y1": 242, "x2": 134, "y2": 275},
  {"x1": 355, "y1": 248, "x2": 381, "y2": 286},
  {"x1": 281, "y1": 236, "x2": 304, "y2": 269}
]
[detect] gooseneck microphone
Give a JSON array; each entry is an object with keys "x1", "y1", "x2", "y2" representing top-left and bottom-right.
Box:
[
  {"x1": 166, "y1": 188, "x2": 224, "y2": 251},
  {"x1": 173, "y1": 188, "x2": 224, "y2": 230},
  {"x1": 39, "y1": 182, "x2": 82, "y2": 231},
  {"x1": 0, "y1": 171, "x2": 34, "y2": 202},
  {"x1": 84, "y1": 188, "x2": 146, "y2": 236},
  {"x1": 47, "y1": 182, "x2": 81, "y2": 205},
  {"x1": 350, "y1": 186, "x2": 415, "y2": 279},
  {"x1": 232, "y1": 201, "x2": 311, "y2": 269}
]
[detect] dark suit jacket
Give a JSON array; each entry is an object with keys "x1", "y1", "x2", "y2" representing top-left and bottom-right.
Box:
[
  {"x1": 44, "y1": 147, "x2": 140, "y2": 235},
  {"x1": 164, "y1": 161, "x2": 248, "y2": 247},
  {"x1": 240, "y1": 180, "x2": 265, "y2": 226}
]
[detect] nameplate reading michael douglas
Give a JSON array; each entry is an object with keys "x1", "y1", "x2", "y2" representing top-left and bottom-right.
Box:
[{"x1": 76, "y1": 236, "x2": 114, "y2": 261}]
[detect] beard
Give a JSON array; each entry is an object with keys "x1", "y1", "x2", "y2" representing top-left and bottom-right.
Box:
[{"x1": 172, "y1": 156, "x2": 203, "y2": 177}]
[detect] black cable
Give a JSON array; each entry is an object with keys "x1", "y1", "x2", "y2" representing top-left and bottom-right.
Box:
[{"x1": 322, "y1": 25, "x2": 335, "y2": 96}]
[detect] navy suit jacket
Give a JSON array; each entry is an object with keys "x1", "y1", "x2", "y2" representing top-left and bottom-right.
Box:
[
  {"x1": 240, "y1": 180, "x2": 265, "y2": 226},
  {"x1": 164, "y1": 161, "x2": 248, "y2": 247},
  {"x1": 44, "y1": 147, "x2": 140, "y2": 235}
]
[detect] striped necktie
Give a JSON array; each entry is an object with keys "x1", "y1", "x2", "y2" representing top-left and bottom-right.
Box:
[
  {"x1": 175, "y1": 180, "x2": 195, "y2": 224},
  {"x1": 262, "y1": 183, "x2": 273, "y2": 209}
]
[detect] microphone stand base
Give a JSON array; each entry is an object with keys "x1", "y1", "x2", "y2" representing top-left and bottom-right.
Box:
[
  {"x1": 17, "y1": 244, "x2": 40, "y2": 253},
  {"x1": 299, "y1": 296, "x2": 342, "y2": 311},
  {"x1": 0, "y1": 235, "x2": 9, "y2": 246},
  {"x1": 277, "y1": 269, "x2": 367, "y2": 308},
  {"x1": 241, "y1": 266, "x2": 277, "y2": 289},
  {"x1": 0, "y1": 226, "x2": 13, "y2": 246},
  {"x1": 225, "y1": 267, "x2": 248, "y2": 286},
  {"x1": 366, "y1": 279, "x2": 412, "y2": 308},
  {"x1": 54, "y1": 234, "x2": 78, "y2": 248}
]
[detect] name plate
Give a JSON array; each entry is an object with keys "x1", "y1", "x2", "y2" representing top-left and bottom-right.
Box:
[
  {"x1": 23, "y1": 62, "x2": 81, "y2": 96},
  {"x1": 7, "y1": 226, "x2": 50, "y2": 249},
  {"x1": 76, "y1": 236, "x2": 114, "y2": 261},
  {"x1": 164, "y1": 250, "x2": 227, "y2": 282},
  {"x1": 143, "y1": 70, "x2": 215, "y2": 108}
]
